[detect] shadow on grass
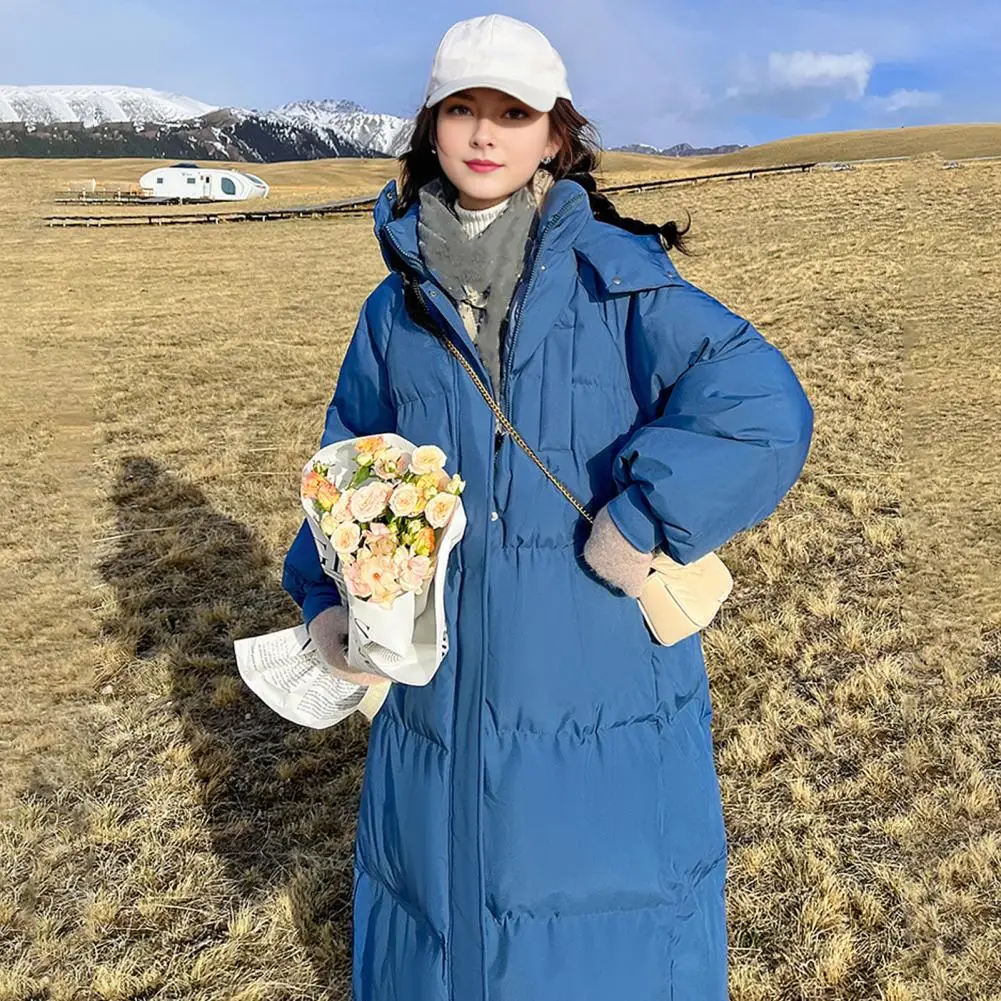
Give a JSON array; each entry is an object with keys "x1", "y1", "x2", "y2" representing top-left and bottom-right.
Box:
[{"x1": 96, "y1": 454, "x2": 367, "y2": 992}]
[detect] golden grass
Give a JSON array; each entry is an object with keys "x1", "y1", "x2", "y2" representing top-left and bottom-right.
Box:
[
  {"x1": 32, "y1": 122, "x2": 1001, "y2": 222},
  {"x1": 2, "y1": 128, "x2": 1000, "y2": 999}
]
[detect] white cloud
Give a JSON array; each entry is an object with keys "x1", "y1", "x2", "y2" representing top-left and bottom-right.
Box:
[
  {"x1": 756, "y1": 51, "x2": 872, "y2": 98},
  {"x1": 868, "y1": 88, "x2": 942, "y2": 113},
  {"x1": 719, "y1": 49, "x2": 874, "y2": 118}
]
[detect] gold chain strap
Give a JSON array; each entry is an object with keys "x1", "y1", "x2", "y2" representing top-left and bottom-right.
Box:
[{"x1": 435, "y1": 332, "x2": 595, "y2": 525}]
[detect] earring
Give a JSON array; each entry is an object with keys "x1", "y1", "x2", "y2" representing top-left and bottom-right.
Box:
[
  {"x1": 430, "y1": 144, "x2": 437, "y2": 153},
  {"x1": 542, "y1": 155, "x2": 553, "y2": 165}
]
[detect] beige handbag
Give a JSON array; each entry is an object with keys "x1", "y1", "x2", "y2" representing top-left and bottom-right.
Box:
[{"x1": 411, "y1": 278, "x2": 734, "y2": 646}]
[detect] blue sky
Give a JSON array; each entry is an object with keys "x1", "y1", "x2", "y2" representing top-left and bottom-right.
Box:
[{"x1": 1, "y1": 0, "x2": 998, "y2": 148}]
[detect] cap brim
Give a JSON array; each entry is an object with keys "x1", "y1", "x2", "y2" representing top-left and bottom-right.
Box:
[{"x1": 425, "y1": 76, "x2": 559, "y2": 113}]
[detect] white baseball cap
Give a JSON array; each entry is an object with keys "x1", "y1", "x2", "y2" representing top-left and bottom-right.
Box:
[{"x1": 424, "y1": 14, "x2": 573, "y2": 113}]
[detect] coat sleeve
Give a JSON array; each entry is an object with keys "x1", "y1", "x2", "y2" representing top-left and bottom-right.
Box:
[
  {"x1": 281, "y1": 291, "x2": 397, "y2": 627},
  {"x1": 605, "y1": 279, "x2": 814, "y2": 564}
]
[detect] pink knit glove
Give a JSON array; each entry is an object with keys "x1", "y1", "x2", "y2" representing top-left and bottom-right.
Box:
[
  {"x1": 583, "y1": 504, "x2": 655, "y2": 597},
  {"x1": 308, "y1": 605, "x2": 387, "y2": 688}
]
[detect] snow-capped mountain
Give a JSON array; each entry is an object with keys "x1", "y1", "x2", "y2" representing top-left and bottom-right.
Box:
[
  {"x1": 0, "y1": 85, "x2": 742, "y2": 163},
  {"x1": 275, "y1": 99, "x2": 414, "y2": 156},
  {"x1": 610, "y1": 141, "x2": 749, "y2": 157},
  {"x1": 0, "y1": 85, "x2": 216, "y2": 126},
  {"x1": 0, "y1": 107, "x2": 377, "y2": 162},
  {"x1": 0, "y1": 86, "x2": 406, "y2": 160}
]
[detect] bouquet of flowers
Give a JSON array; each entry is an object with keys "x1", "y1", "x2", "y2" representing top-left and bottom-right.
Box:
[
  {"x1": 302, "y1": 435, "x2": 464, "y2": 610},
  {"x1": 300, "y1": 433, "x2": 467, "y2": 685}
]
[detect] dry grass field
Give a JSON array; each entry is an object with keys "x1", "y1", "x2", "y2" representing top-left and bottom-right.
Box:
[
  {"x1": 2, "y1": 123, "x2": 1000, "y2": 1000},
  {"x1": 38, "y1": 122, "x2": 1001, "y2": 219}
]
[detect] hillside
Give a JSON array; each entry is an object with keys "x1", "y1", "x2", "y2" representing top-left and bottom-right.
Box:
[{"x1": 674, "y1": 123, "x2": 1001, "y2": 173}]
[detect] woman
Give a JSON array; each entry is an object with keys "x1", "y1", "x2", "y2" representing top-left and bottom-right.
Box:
[{"x1": 282, "y1": 14, "x2": 814, "y2": 1001}]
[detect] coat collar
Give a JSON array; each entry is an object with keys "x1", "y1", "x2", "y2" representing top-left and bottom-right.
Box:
[
  {"x1": 373, "y1": 174, "x2": 682, "y2": 295},
  {"x1": 374, "y1": 174, "x2": 590, "y2": 278}
]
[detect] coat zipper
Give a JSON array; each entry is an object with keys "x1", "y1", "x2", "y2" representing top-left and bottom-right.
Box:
[{"x1": 499, "y1": 193, "x2": 584, "y2": 417}]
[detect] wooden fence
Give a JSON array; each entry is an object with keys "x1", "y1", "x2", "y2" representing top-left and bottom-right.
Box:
[
  {"x1": 45, "y1": 194, "x2": 378, "y2": 227},
  {"x1": 600, "y1": 161, "x2": 816, "y2": 195},
  {"x1": 45, "y1": 153, "x2": 991, "y2": 228}
]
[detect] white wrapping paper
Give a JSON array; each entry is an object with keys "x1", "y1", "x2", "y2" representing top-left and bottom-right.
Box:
[
  {"x1": 235, "y1": 623, "x2": 392, "y2": 728},
  {"x1": 302, "y1": 433, "x2": 466, "y2": 686},
  {"x1": 235, "y1": 433, "x2": 466, "y2": 729}
]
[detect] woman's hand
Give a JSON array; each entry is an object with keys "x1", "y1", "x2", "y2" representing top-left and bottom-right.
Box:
[
  {"x1": 308, "y1": 605, "x2": 388, "y2": 688},
  {"x1": 583, "y1": 504, "x2": 654, "y2": 597}
]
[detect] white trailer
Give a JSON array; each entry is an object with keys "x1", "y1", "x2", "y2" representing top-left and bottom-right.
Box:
[{"x1": 138, "y1": 163, "x2": 269, "y2": 202}]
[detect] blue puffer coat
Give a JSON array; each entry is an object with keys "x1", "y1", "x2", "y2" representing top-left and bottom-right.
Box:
[{"x1": 282, "y1": 176, "x2": 814, "y2": 1001}]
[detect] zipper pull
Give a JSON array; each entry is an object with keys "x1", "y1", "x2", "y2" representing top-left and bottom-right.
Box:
[{"x1": 494, "y1": 424, "x2": 507, "y2": 452}]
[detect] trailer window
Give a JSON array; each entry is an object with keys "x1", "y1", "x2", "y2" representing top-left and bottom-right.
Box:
[
  {"x1": 221, "y1": 177, "x2": 237, "y2": 195},
  {"x1": 187, "y1": 177, "x2": 196, "y2": 184}
]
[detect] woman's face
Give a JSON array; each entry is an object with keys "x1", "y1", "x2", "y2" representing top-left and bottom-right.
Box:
[{"x1": 434, "y1": 87, "x2": 560, "y2": 210}]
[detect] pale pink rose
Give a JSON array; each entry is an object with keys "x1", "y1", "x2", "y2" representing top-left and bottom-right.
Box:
[
  {"x1": 398, "y1": 552, "x2": 433, "y2": 594},
  {"x1": 359, "y1": 554, "x2": 395, "y2": 592},
  {"x1": 410, "y1": 445, "x2": 447, "y2": 475},
  {"x1": 350, "y1": 481, "x2": 393, "y2": 522},
  {"x1": 408, "y1": 554, "x2": 433, "y2": 580},
  {"x1": 424, "y1": 491, "x2": 458, "y2": 529},
  {"x1": 329, "y1": 488, "x2": 355, "y2": 522},
  {"x1": 392, "y1": 547, "x2": 415, "y2": 579},
  {"x1": 390, "y1": 482, "x2": 423, "y2": 518},
  {"x1": 330, "y1": 520, "x2": 361, "y2": 554},
  {"x1": 344, "y1": 559, "x2": 373, "y2": 598},
  {"x1": 373, "y1": 446, "x2": 407, "y2": 480},
  {"x1": 369, "y1": 534, "x2": 396, "y2": 557},
  {"x1": 364, "y1": 524, "x2": 394, "y2": 556},
  {"x1": 363, "y1": 522, "x2": 391, "y2": 547},
  {"x1": 358, "y1": 554, "x2": 406, "y2": 607}
]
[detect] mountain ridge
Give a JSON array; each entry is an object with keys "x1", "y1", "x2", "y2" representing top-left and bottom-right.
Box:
[
  {"x1": 0, "y1": 85, "x2": 739, "y2": 162},
  {"x1": 609, "y1": 141, "x2": 749, "y2": 157}
]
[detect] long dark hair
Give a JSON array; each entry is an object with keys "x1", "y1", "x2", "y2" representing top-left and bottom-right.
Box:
[{"x1": 396, "y1": 97, "x2": 692, "y2": 255}]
